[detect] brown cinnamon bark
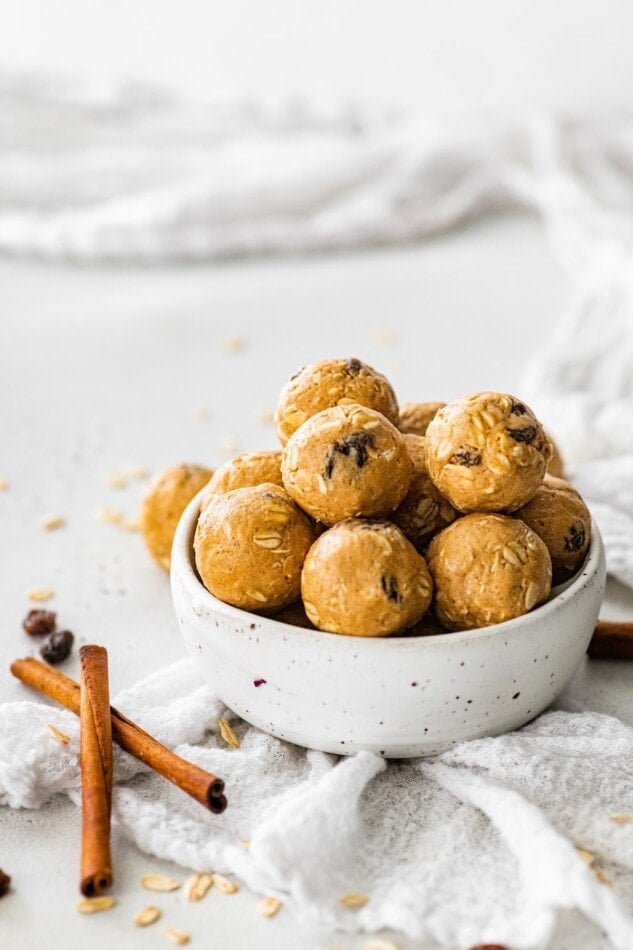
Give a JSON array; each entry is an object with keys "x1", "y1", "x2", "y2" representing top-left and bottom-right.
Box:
[
  {"x1": 10, "y1": 656, "x2": 227, "y2": 813},
  {"x1": 587, "y1": 620, "x2": 633, "y2": 660},
  {"x1": 80, "y1": 646, "x2": 113, "y2": 896}
]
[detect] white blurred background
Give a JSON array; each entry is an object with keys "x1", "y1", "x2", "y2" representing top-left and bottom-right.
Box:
[{"x1": 3, "y1": 0, "x2": 633, "y2": 112}]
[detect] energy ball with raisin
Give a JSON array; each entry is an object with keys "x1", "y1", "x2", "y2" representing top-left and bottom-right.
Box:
[
  {"x1": 515, "y1": 475, "x2": 591, "y2": 584},
  {"x1": 399, "y1": 401, "x2": 446, "y2": 437},
  {"x1": 141, "y1": 464, "x2": 213, "y2": 571},
  {"x1": 547, "y1": 435, "x2": 565, "y2": 479},
  {"x1": 194, "y1": 483, "x2": 315, "y2": 612},
  {"x1": 392, "y1": 435, "x2": 458, "y2": 549},
  {"x1": 426, "y1": 513, "x2": 552, "y2": 631},
  {"x1": 425, "y1": 393, "x2": 552, "y2": 513},
  {"x1": 281, "y1": 404, "x2": 412, "y2": 525},
  {"x1": 275, "y1": 357, "x2": 399, "y2": 446},
  {"x1": 200, "y1": 450, "x2": 282, "y2": 510},
  {"x1": 301, "y1": 520, "x2": 433, "y2": 637}
]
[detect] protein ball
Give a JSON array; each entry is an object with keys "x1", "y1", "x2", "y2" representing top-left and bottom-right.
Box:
[
  {"x1": 515, "y1": 475, "x2": 591, "y2": 584},
  {"x1": 200, "y1": 450, "x2": 282, "y2": 509},
  {"x1": 194, "y1": 483, "x2": 315, "y2": 612},
  {"x1": 425, "y1": 392, "x2": 552, "y2": 513},
  {"x1": 140, "y1": 464, "x2": 213, "y2": 571},
  {"x1": 399, "y1": 401, "x2": 446, "y2": 436},
  {"x1": 281, "y1": 404, "x2": 412, "y2": 525},
  {"x1": 275, "y1": 357, "x2": 399, "y2": 446},
  {"x1": 301, "y1": 519, "x2": 433, "y2": 637},
  {"x1": 392, "y1": 435, "x2": 458, "y2": 549},
  {"x1": 426, "y1": 514, "x2": 552, "y2": 631},
  {"x1": 547, "y1": 435, "x2": 565, "y2": 479}
]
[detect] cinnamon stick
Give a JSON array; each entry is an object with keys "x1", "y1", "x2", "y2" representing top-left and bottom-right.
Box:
[
  {"x1": 80, "y1": 645, "x2": 113, "y2": 896},
  {"x1": 10, "y1": 657, "x2": 227, "y2": 813},
  {"x1": 588, "y1": 620, "x2": 633, "y2": 660}
]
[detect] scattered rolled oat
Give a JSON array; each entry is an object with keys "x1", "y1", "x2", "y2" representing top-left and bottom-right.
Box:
[
  {"x1": 27, "y1": 587, "x2": 55, "y2": 603},
  {"x1": 120, "y1": 517, "x2": 140, "y2": 532},
  {"x1": 210, "y1": 873, "x2": 239, "y2": 895},
  {"x1": 223, "y1": 336, "x2": 246, "y2": 354},
  {"x1": 258, "y1": 897, "x2": 281, "y2": 918},
  {"x1": 0, "y1": 478, "x2": 8, "y2": 491},
  {"x1": 238, "y1": 839, "x2": 251, "y2": 849},
  {"x1": 134, "y1": 905, "x2": 162, "y2": 927},
  {"x1": 593, "y1": 867, "x2": 613, "y2": 886},
  {"x1": 42, "y1": 515, "x2": 66, "y2": 531},
  {"x1": 185, "y1": 873, "x2": 214, "y2": 902},
  {"x1": 22, "y1": 608, "x2": 56, "y2": 636},
  {"x1": 107, "y1": 473, "x2": 128, "y2": 489},
  {"x1": 93, "y1": 505, "x2": 123, "y2": 525},
  {"x1": 218, "y1": 718, "x2": 241, "y2": 749},
  {"x1": 127, "y1": 465, "x2": 150, "y2": 480},
  {"x1": 193, "y1": 406, "x2": 210, "y2": 422},
  {"x1": 77, "y1": 895, "x2": 116, "y2": 914},
  {"x1": 609, "y1": 813, "x2": 633, "y2": 824},
  {"x1": 163, "y1": 926, "x2": 190, "y2": 945},
  {"x1": 363, "y1": 939, "x2": 400, "y2": 950},
  {"x1": 140, "y1": 873, "x2": 181, "y2": 893},
  {"x1": 45, "y1": 723, "x2": 71, "y2": 745},
  {"x1": 258, "y1": 407, "x2": 274, "y2": 425},
  {"x1": 372, "y1": 328, "x2": 397, "y2": 347},
  {"x1": 0, "y1": 869, "x2": 10, "y2": 897},
  {"x1": 339, "y1": 893, "x2": 369, "y2": 908},
  {"x1": 93, "y1": 506, "x2": 139, "y2": 531},
  {"x1": 576, "y1": 847, "x2": 595, "y2": 865}
]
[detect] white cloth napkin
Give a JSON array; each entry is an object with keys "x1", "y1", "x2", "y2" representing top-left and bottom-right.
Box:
[
  {"x1": 3, "y1": 660, "x2": 633, "y2": 950},
  {"x1": 3, "y1": 74, "x2": 633, "y2": 949}
]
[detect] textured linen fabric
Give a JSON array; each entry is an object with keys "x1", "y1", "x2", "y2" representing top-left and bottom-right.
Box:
[{"x1": 3, "y1": 661, "x2": 633, "y2": 949}]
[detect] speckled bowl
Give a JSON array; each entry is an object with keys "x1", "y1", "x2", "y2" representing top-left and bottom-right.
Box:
[{"x1": 171, "y1": 492, "x2": 606, "y2": 757}]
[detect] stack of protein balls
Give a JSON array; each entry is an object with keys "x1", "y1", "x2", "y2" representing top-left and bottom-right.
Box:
[{"x1": 141, "y1": 358, "x2": 592, "y2": 636}]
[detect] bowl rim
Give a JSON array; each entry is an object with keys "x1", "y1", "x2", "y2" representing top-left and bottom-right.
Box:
[{"x1": 172, "y1": 489, "x2": 605, "y2": 649}]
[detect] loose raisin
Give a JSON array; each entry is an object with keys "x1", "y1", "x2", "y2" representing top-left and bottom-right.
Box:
[
  {"x1": 0, "y1": 869, "x2": 10, "y2": 898},
  {"x1": 22, "y1": 609, "x2": 57, "y2": 636},
  {"x1": 40, "y1": 629, "x2": 74, "y2": 665}
]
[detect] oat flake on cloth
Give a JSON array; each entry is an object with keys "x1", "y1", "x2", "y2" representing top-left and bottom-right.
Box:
[{"x1": 3, "y1": 74, "x2": 633, "y2": 949}]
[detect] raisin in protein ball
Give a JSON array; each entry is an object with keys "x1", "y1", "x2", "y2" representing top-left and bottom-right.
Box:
[
  {"x1": 425, "y1": 393, "x2": 552, "y2": 513},
  {"x1": 426, "y1": 513, "x2": 552, "y2": 631},
  {"x1": 141, "y1": 464, "x2": 213, "y2": 570},
  {"x1": 301, "y1": 520, "x2": 433, "y2": 637},
  {"x1": 200, "y1": 450, "x2": 282, "y2": 509},
  {"x1": 275, "y1": 358, "x2": 399, "y2": 446},
  {"x1": 399, "y1": 401, "x2": 446, "y2": 437},
  {"x1": 392, "y1": 435, "x2": 458, "y2": 549},
  {"x1": 194, "y1": 483, "x2": 315, "y2": 612},
  {"x1": 281, "y1": 404, "x2": 412, "y2": 525},
  {"x1": 515, "y1": 475, "x2": 591, "y2": 584}
]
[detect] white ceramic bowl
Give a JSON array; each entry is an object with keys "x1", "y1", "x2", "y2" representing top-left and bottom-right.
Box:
[{"x1": 171, "y1": 492, "x2": 606, "y2": 757}]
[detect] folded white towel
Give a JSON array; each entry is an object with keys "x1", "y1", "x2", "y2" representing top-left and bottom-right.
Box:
[{"x1": 3, "y1": 660, "x2": 633, "y2": 949}]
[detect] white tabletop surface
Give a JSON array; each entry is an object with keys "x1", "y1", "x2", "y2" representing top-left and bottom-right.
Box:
[{"x1": 2, "y1": 218, "x2": 633, "y2": 949}]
